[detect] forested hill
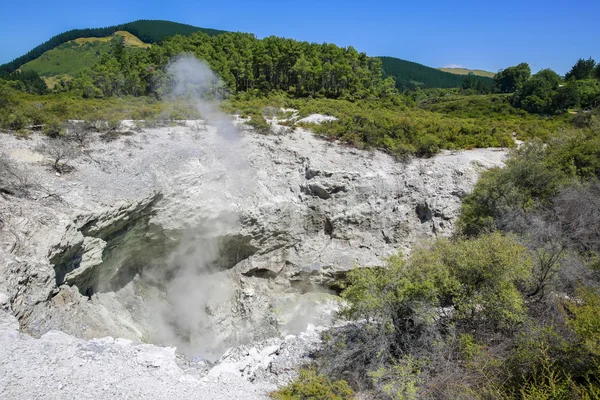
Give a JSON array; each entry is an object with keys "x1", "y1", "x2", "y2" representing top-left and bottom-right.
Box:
[
  {"x1": 380, "y1": 56, "x2": 494, "y2": 89},
  {"x1": 0, "y1": 20, "x2": 227, "y2": 74}
]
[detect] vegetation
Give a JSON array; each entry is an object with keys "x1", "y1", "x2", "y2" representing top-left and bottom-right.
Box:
[
  {"x1": 283, "y1": 109, "x2": 600, "y2": 399},
  {"x1": 0, "y1": 19, "x2": 226, "y2": 74},
  {"x1": 437, "y1": 67, "x2": 496, "y2": 78},
  {"x1": 1, "y1": 19, "x2": 600, "y2": 400},
  {"x1": 20, "y1": 32, "x2": 149, "y2": 79},
  {"x1": 0, "y1": 70, "x2": 48, "y2": 94},
  {"x1": 493, "y1": 59, "x2": 600, "y2": 114},
  {"x1": 270, "y1": 368, "x2": 354, "y2": 400},
  {"x1": 380, "y1": 56, "x2": 494, "y2": 90}
]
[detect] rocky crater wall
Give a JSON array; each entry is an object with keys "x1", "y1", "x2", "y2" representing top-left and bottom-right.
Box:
[{"x1": 0, "y1": 121, "x2": 506, "y2": 362}]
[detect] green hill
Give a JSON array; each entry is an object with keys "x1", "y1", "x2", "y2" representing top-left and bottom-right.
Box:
[
  {"x1": 438, "y1": 67, "x2": 496, "y2": 78},
  {"x1": 379, "y1": 56, "x2": 494, "y2": 89},
  {"x1": 20, "y1": 31, "x2": 149, "y2": 80},
  {"x1": 0, "y1": 20, "x2": 227, "y2": 75}
]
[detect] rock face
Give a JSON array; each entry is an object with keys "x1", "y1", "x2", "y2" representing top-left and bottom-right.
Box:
[{"x1": 0, "y1": 120, "x2": 506, "y2": 392}]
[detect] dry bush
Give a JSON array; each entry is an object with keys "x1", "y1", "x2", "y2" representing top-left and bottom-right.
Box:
[
  {"x1": 554, "y1": 182, "x2": 600, "y2": 255},
  {"x1": 66, "y1": 121, "x2": 93, "y2": 147},
  {"x1": 36, "y1": 138, "x2": 80, "y2": 173},
  {"x1": 0, "y1": 154, "x2": 33, "y2": 197}
]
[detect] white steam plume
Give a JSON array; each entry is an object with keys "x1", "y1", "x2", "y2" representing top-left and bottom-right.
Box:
[{"x1": 144, "y1": 55, "x2": 253, "y2": 360}]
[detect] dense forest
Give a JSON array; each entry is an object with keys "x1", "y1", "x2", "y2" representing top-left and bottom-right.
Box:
[
  {"x1": 0, "y1": 20, "x2": 226, "y2": 74},
  {"x1": 60, "y1": 32, "x2": 396, "y2": 100},
  {"x1": 380, "y1": 56, "x2": 494, "y2": 90}
]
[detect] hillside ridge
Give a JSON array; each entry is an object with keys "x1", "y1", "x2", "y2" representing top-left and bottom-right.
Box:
[
  {"x1": 379, "y1": 56, "x2": 494, "y2": 89},
  {"x1": 438, "y1": 67, "x2": 496, "y2": 78},
  {"x1": 20, "y1": 31, "x2": 150, "y2": 80},
  {"x1": 0, "y1": 19, "x2": 227, "y2": 74}
]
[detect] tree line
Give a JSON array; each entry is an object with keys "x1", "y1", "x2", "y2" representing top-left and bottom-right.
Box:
[
  {"x1": 495, "y1": 58, "x2": 600, "y2": 114},
  {"x1": 63, "y1": 32, "x2": 397, "y2": 100}
]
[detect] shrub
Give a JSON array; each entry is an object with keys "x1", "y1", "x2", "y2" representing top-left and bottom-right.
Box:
[
  {"x1": 42, "y1": 118, "x2": 65, "y2": 137},
  {"x1": 246, "y1": 112, "x2": 272, "y2": 134},
  {"x1": 0, "y1": 154, "x2": 33, "y2": 197},
  {"x1": 321, "y1": 233, "x2": 532, "y2": 396},
  {"x1": 3, "y1": 110, "x2": 28, "y2": 131},
  {"x1": 368, "y1": 356, "x2": 423, "y2": 400},
  {"x1": 458, "y1": 141, "x2": 566, "y2": 236},
  {"x1": 411, "y1": 233, "x2": 533, "y2": 330},
  {"x1": 36, "y1": 138, "x2": 80, "y2": 173},
  {"x1": 270, "y1": 368, "x2": 354, "y2": 400}
]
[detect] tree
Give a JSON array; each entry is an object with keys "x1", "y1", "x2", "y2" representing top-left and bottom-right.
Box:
[
  {"x1": 565, "y1": 58, "x2": 596, "y2": 81},
  {"x1": 110, "y1": 34, "x2": 126, "y2": 64},
  {"x1": 494, "y1": 63, "x2": 531, "y2": 93},
  {"x1": 462, "y1": 73, "x2": 477, "y2": 90},
  {"x1": 513, "y1": 69, "x2": 561, "y2": 114},
  {"x1": 551, "y1": 84, "x2": 580, "y2": 113}
]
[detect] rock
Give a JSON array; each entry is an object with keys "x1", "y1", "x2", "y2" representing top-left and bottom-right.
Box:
[
  {"x1": 0, "y1": 122, "x2": 506, "y2": 394},
  {"x1": 296, "y1": 114, "x2": 338, "y2": 125},
  {"x1": 0, "y1": 310, "x2": 19, "y2": 331},
  {"x1": 0, "y1": 314, "x2": 283, "y2": 399}
]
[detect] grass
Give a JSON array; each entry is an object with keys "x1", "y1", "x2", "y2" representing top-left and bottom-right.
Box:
[
  {"x1": 72, "y1": 31, "x2": 150, "y2": 48},
  {"x1": 438, "y1": 67, "x2": 496, "y2": 78},
  {"x1": 20, "y1": 32, "x2": 149, "y2": 79}
]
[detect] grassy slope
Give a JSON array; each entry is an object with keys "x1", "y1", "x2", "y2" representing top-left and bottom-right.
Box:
[
  {"x1": 438, "y1": 67, "x2": 496, "y2": 78},
  {"x1": 379, "y1": 56, "x2": 494, "y2": 89},
  {"x1": 20, "y1": 32, "x2": 149, "y2": 78},
  {"x1": 0, "y1": 19, "x2": 227, "y2": 74}
]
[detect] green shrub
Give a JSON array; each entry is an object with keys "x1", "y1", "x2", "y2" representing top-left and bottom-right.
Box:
[
  {"x1": 246, "y1": 112, "x2": 272, "y2": 134},
  {"x1": 458, "y1": 141, "x2": 567, "y2": 235},
  {"x1": 368, "y1": 356, "x2": 423, "y2": 400},
  {"x1": 43, "y1": 118, "x2": 65, "y2": 137},
  {"x1": 271, "y1": 368, "x2": 354, "y2": 400},
  {"x1": 4, "y1": 111, "x2": 28, "y2": 131}
]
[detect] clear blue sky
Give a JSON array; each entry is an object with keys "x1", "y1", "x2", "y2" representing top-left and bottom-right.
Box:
[{"x1": 1, "y1": 0, "x2": 598, "y2": 74}]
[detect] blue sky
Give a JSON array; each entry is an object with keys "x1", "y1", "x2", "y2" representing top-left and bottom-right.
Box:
[{"x1": 1, "y1": 0, "x2": 598, "y2": 74}]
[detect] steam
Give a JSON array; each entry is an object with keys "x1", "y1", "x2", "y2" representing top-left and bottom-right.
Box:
[
  {"x1": 144, "y1": 55, "x2": 251, "y2": 360},
  {"x1": 167, "y1": 56, "x2": 238, "y2": 141},
  {"x1": 115, "y1": 55, "x2": 330, "y2": 360}
]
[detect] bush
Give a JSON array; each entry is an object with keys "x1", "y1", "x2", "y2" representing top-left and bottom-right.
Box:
[
  {"x1": 270, "y1": 368, "x2": 354, "y2": 400},
  {"x1": 320, "y1": 233, "x2": 532, "y2": 396},
  {"x1": 4, "y1": 111, "x2": 28, "y2": 131},
  {"x1": 246, "y1": 112, "x2": 272, "y2": 134},
  {"x1": 458, "y1": 141, "x2": 566, "y2": 236},
  {"x1": 36, "y1": 137, "x2": 80, "y2": 173},
  {"x1": 42, "y1": 118, "x2": 65, "y2": 137}
]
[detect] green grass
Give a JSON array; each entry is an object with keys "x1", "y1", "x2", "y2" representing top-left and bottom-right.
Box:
[
  {"x1": 20, "y1": 32, "x2": 149, "y2": 79},
  {"x1": 438, "y1": 67, "x2": 496, "y2": 78}
]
